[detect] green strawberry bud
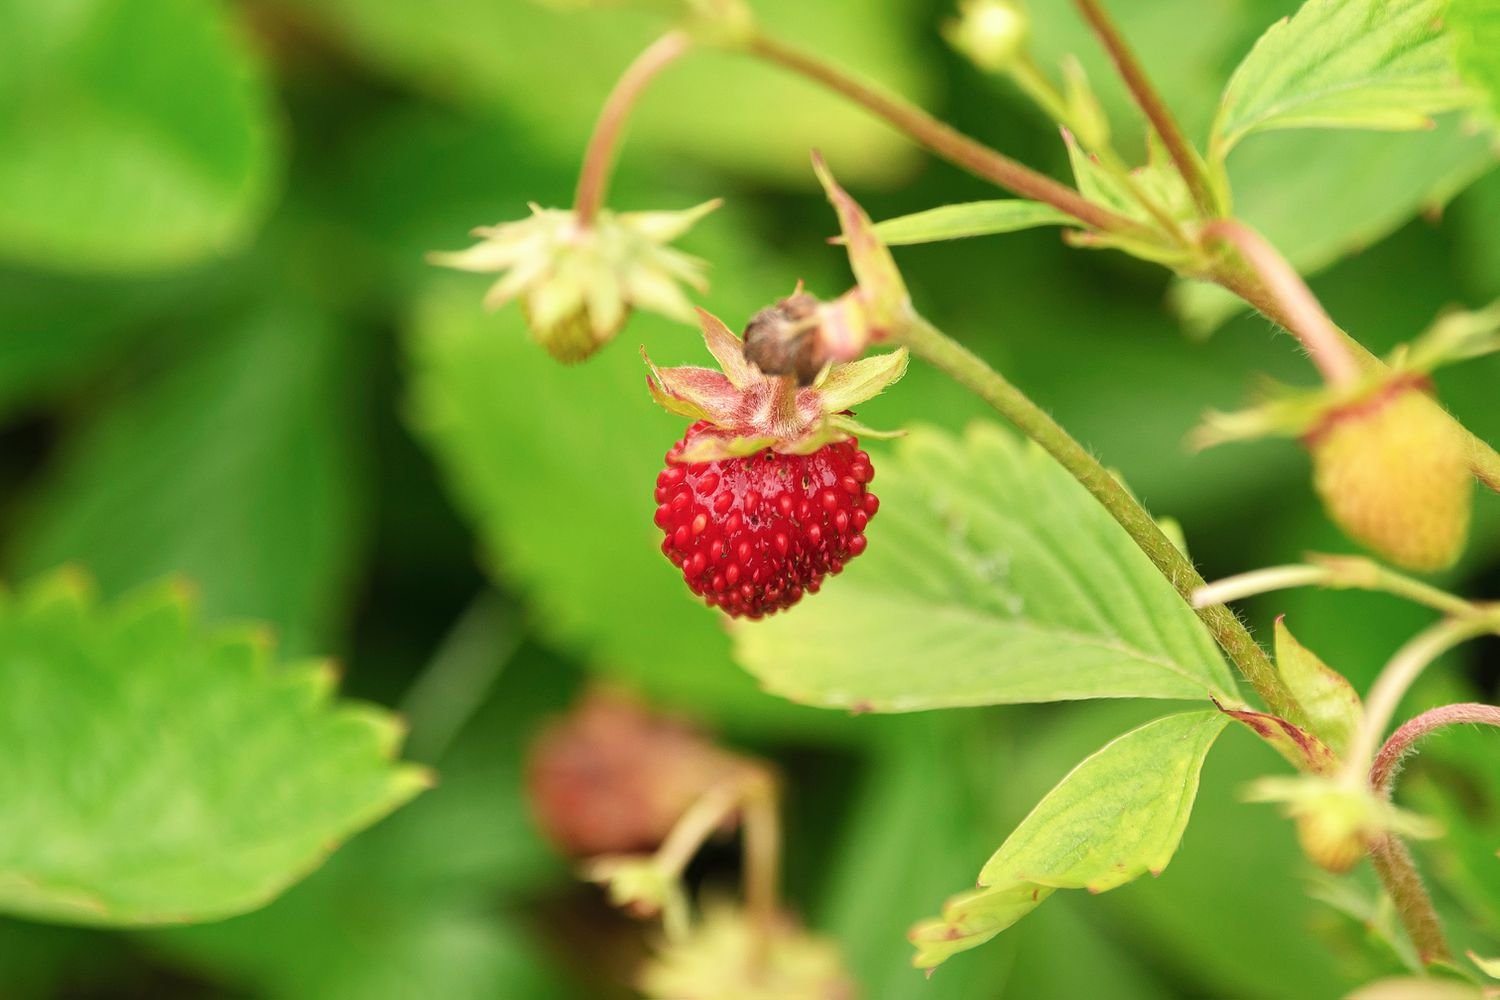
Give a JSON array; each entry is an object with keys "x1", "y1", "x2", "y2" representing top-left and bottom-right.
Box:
[
  {"x1": 1305, "y1": 377, "x2": 1472, "y2": 572},
  {"x1": 430, "y1": 200, "x2": 720, "y2": 363},
  {"x1": 1248, "y1": 776, "x2": 1442, "y2": 874},
  {"x1": 943, "y1": 0, "x2": 1029, "y2": 73}
]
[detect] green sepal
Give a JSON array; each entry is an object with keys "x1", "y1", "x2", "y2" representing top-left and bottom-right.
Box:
[{"x1": 1274, "y1": 618, "x2": 1363, "y2": 757}]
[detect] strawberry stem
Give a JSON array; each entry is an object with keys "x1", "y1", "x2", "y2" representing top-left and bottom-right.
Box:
[
  {"x1": 1371, "y1": 702, "x2": 1500, "y2": 796},
  {"x1": 738, "y1": 31, "x2": 1150, "y2": 238},
  {"x1": 1072, "y1": 0, "x2": 1215, "y2": 216},
  {"x1": 1202, "y1": 220, "x2": 1359, "y2": 387},
  {"x1": 899, "y1": 314, "x2": 1307, "y2": 728},
  {"x1": 574, "y1": 31, "x2": 692, "y2": 226},
  {"x1": 1369, "y1": 836, "x2": 1452, "y2": 964},
  {"x1": 900, "y1": 313, "x2": 1468, "y2": 965}
]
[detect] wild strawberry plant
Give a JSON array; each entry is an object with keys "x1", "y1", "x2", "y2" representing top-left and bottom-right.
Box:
[
  {"x1": 4, "y1": 0, "x2": 1500, "y2": 996},
  {"x1": 426, "y1": 0, "x2": 1500, "y2": 993}
]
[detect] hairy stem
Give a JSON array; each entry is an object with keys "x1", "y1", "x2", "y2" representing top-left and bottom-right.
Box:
[
  {"x1": 1213, "y1": 261, "x2": 1500, "y2": 491},
  {"x1": 1347, "y1": 615, "x2": 1500, "y2": 773},
  {"x1": 1371, "y1": 702, "x2": 1500, "y2": 795},
  {"x1": 1072, "y1": 0, "x2": 1215, "y2": 215},
  {"x1": 742, "y1": 32, "x2": 1148, "y2": 237},
  {"x1": 1194, "y1": 557, "x2": 1477, "y2": 619},
  {"x1": 1369, "y1": 835, "x2": 1452, "y2": 964},
  {"x1": 1202, "y1": 220, "x2": 1359, "y2": 386},
  {"x1": 901, "y1": 315, "x2": 1305, "y2": 727},
  {"x1": 574, "y1": 31, "x2": 692, "y2": 225}
]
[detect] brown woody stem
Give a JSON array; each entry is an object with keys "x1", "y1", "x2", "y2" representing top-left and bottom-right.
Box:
[{"x1": 575, "y1": 31, "x2": 692, "y2": 225}]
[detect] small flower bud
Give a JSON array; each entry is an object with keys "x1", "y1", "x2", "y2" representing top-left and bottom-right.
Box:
[
  {"x1": 429, "y1": 200, "x2": 719, "y2": 364},
  {"x1": 1291, "y1": 791, "x2": 1369, "y2": 874},
  {"x1": 526, "y1": 690, "x2": 750, "y2": 857},
  {"x1": 943, "y1": 0, "x2": 1030, "y2": 74},
  {"x1": 1247, "y1": 775, "x2": 1442, "y2": 874},
  {"x1": 1305, "y1": 377, "x2": 1472, "y2": 572},
  {"x1": 742, "y1": 289, "x2": 824, "y2": 385},
  {"x1": 638, "y1": 904, "x2": 856, "y2": 1000}
]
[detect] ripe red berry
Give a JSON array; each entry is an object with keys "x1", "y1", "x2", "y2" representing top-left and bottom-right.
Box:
[{"x1": 655, "y1": 421, "x2": 879, "y2": 619}]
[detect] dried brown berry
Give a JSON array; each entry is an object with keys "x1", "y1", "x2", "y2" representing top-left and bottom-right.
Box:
[{"x1": 526, "y1": 690, "x2": 749, "y2": 857}]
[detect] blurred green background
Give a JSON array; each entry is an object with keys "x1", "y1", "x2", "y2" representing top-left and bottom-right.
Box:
[{"x1": 2, "y1": 0, "x2": 1498, "y2": 996}]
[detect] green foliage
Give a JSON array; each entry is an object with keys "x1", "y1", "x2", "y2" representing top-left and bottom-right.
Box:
[
  {"x1": 0, "y1": 0, "x2": 280, "y2": 272},
  {"x1": 1172, "y1": 118, "x2": 1495, "y2": 332},
  {"x1": 268, "y1": 0, "x2": 929, "y2": 185},
  {"x1": 146, "y1": 630, "x2": 571, "y2": 1000},
  {"x1": 1451, "y1": 0, "x2": 1500, "y2": 126},
  {"x1": 869, "y1": 200, "x2": 1074, "y2": 245},
  {"x1": 910, "y1": 711, "x2": 1228, "y2": 969},
  {"x1": 1211, "y1": 0, "x2": 1475, "y2": 157},
  {"x1": 10, "y1": 300, "x2": 368, "y2": 656},
  {"x1": 2, "y1": 0, "x2": 1498, "y2": 993},
  {"x1": 732, "y1": 423, "x2": 1236, "y2": 711},
  {"x1": 0, "y1": 570, "x2": 427, "y2": 927}
]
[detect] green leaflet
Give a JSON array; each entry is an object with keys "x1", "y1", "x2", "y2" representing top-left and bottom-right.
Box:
[
  {"x1": 145, "y1": 622, "x2": 572, "y2": 1000},
  {"x1": 911, "y1": 711, "x2": 1229, "y2": 969},
  {"x1": 868, "y1": 201, "x2": 1075, "y2": 245},
  {"x1": 0, "y1": 571, "x2": 428, "y2": 927},
  {"x1": 1171, "y1": 117, "x2": 1495, "y2": 334},
  {"x1": 1211, "y1": 0, "x2": 1476, "y2": 157},
  {"x1": 0, "y1": 0, "x2": 280, "y2": 272},
  {"x1": 1451, "y1": 0, "x2": 1500, "y2": 127},
  {"x1": 731, "y1": 423, "x2": 1236, "y2": 711}
]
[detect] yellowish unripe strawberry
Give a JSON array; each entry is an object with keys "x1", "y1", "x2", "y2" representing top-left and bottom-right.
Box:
[
  {"x1": 1248, "y1": 775, "x2": 1442, "y2": 875},
  {"x1": 1292, "y1": 798, "x2": 1368, "y2": 874},
  {"x1": 1305, "y1": 378, "x2": 1472, "y2": 572}
]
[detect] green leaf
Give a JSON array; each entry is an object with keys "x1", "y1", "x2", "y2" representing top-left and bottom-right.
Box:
[
  {"x1": 0, "y1": 268, "x2": 202, "y2": 419},
  {"x1": 731, "y1": 423, "x2": 1237, "y2": 711},
  {"x1": 10, "y1": 300, "x2": 368, "y2": 656},
  {"x1": 1274, "y1": 617, "x2": 1362, "y2": 756},
  {"x1": 1452, "y1": 0, "x2": 1500, "y2": 127},
  {"x1": 0, "y1": 0, "x2": 280, "y2": 272},
  {"x1": 911, "y1": 711, "x2": 1228, "y2": 969},
  {"x1": 146, "y1": 625, "x2": 572, "y2": 999},
  {"x1": 1172, "y1": 119, "x2": 1496, "y2": 334},
  {"x1": 1211, "y1": 0, "x2": 1476, "y2": 157},
  {"x1": 0, "y1": 570, "x2": 428, "y2": 927},
  {"x1": 868, "y1": 201, "x2": 1075, "y2": 245}
]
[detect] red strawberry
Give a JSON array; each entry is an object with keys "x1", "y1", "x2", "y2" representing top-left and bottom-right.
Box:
[
  {"x1": 655, "y1": 423, "x2": 881, "y2": 618},
  {"x1": 645, "y1": 305, "x2": 906, "y2": 618}
]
